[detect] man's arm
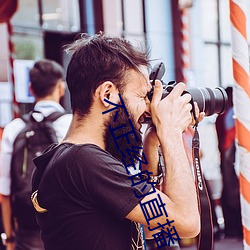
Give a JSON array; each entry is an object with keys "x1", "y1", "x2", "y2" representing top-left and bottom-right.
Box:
[
  {"x1": 126, "y1": 81, "x2": 200, "y2": 238},
  {"x1": 141, "y1": 125, "x2": 162, "y2": 239},
  {"x1": 0, "y1": 121, "x2": 23, "y2": 250},
  {"x1": 141, "y1": 125, "x2": 160, "y2": 176},
  {"x1": 1, "y1": 195, "x2": 15, "y2": 250}
]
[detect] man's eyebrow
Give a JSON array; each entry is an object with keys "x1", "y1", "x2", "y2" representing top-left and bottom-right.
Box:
[{"x1": 138, "y1": 69, "x2": 152, "y2": 94}]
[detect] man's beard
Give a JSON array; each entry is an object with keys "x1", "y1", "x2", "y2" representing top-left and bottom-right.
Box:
[{"x1": 104, "y1": 101, "x2": 143, "y2": 166}]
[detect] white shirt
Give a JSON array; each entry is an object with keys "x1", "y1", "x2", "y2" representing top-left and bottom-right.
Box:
[
  {"x1": 199, "y1": 115, "x2": 221, "y2": 181},
  {"x1": 0, "y1": 101, "x2": 72, "y2": 196}
]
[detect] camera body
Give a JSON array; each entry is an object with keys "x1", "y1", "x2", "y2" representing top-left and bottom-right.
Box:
[{"x1": 147, "y1": 62, "x2": 228, "y2": 116}]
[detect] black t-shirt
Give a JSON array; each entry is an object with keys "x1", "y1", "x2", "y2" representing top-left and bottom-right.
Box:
[{"x1": 33, "y1": 143, "x2": 151, "y2": 250}]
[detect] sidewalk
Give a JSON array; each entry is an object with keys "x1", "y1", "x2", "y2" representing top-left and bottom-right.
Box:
[{"x1": 181, "y1": 237, "x2": 243, "y2": 250}]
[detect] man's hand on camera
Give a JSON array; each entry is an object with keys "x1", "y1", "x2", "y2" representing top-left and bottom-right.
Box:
[
  {"x1": 190, "y1": 102, "x2": 205, "y2": 129},
  {"x1": 150, "y1": 80, "x2": 194, "y2": 138}
]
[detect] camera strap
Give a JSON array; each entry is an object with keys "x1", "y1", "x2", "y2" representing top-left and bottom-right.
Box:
[{"x1": 192, "y1": 122, "x2": 214, "y2": 250}]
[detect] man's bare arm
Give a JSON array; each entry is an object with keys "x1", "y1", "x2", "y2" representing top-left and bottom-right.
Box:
[
  {"x1": 126, "y1": 81, "x2": 200, "y2": 238},
  {"x1": 1, "y1": 195, "x2": 15, "y2": 250}
]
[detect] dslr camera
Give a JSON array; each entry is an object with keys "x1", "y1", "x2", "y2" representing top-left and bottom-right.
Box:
[{"x1": 147, "y1": 62, "x2": 228, "y2": 116}]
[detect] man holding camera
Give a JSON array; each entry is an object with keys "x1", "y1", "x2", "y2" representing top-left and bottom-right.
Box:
[{"x1": 31, "y1": 33, "x2": 202, "y2": 250}]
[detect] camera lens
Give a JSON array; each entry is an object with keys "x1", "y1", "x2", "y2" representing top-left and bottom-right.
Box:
[
  {"x1": 187, "y1": 87, "x2": 228, "y2": 116},
  {"x1": 148, "y1": 62, "x2": 228, "y2": 117}
]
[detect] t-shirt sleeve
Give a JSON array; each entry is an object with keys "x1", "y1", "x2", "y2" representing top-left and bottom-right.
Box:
[
  {"x1": 0, "y1": 119, "x2": 25, "y2": 195},
  {"x1": 74, "y1": 145, "x2": 152, "y2": 220}
]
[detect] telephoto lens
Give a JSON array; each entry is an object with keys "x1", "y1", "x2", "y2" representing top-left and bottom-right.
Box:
[
  {"x1": 148, "y1": 62, "x2": 228, "y2": 116},
  {"x1": 187, "y1": 87, "x2": 228, "y2": 116}
]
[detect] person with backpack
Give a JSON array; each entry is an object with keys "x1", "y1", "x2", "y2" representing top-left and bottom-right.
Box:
[{"x1": 0, "y1": 59, "x2": 72, "y2": 250}]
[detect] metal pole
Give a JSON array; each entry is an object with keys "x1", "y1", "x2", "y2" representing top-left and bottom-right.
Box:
[
  {"x1": 78, "y1": 0, "x2": 95, "y2": 34},
  {"x1": 216, "y1": 0, "x2": 222, "y2": 87},
  {"x1": 37, "y1": 0, "x2": 43, "y2": 28}
]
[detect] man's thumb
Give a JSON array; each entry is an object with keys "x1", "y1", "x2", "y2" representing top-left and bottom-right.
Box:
[{"x1": 151, "y1": 80, "x2": 163, "y2": 107}]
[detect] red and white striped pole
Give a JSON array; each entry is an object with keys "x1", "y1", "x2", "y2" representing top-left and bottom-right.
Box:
[
  {"x1": 179, "y1": 5, "x2": 194, "y2": 165},
  {"x1": 180, "y1": 8, "x2": 190, "y2": 83},
  {"x1": 229, "y1": 0, "x2": 250, "y2": 248},
  {"x1": 6, "y1": 20, "x2": 19, "y2": 118}
]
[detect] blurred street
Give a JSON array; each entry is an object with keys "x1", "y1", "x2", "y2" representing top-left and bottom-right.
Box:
[
  {"x1": 0, "y1": 1, "x2": 250, "y2": 249},
  {"x1": 181, "y1": 237, "x2": 243, "y2": 250}
]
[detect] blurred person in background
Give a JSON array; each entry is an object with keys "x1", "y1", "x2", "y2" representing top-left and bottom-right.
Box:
[
  {"x1": 199, "y1": 115, "x2": 225, "y2": 239},
  {"x1": 215, "y1": 86, "x2": 242, "y2": 238},
  {"x1": 0, "y1": 59, "x2": 72, "y2": 250},
  {"x1": 0, "y1": 127, "x2": 6, "y2": 250}
]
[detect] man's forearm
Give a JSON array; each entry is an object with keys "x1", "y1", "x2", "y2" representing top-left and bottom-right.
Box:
[
  {"x1": 160, "y1": 133, "x2": 197, "y2": 212},
  {"x1": 142, "y1": 144, "x2": 159, "y2": 175},
  {"x1": 142, "y1": 126, "x2": 160, "y2": 175},
  {"x1": 143, "y1": 130, "x2": 198, "y2": 215},
  {"x1": 1, "y1": 195, "x2": 14, "y2": 237}
]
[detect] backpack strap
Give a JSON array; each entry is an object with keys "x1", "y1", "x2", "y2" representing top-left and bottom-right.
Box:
[
  {"x1": 43, "y1": 111, "x2": 66, "y2": 123},
  {"x1": 21, "y1": 110, "x2": 66, "y2": 123},
  {"x1": 19, "y1": 110, "x2": 66, "y2": 148},
  {"x1": 40, "y1": 111, "x2": 66, "y2": 144}
]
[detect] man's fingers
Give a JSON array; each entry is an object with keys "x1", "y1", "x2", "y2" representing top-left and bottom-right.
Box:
[
  {"x1": 180, "y1": 92, "x2": 192, "y2": 104},
  {"x1": 194, "y1": 102, "x2": 205, "y2": 122},
  {"x1": 151, "y1": 80, "x2": 163, "y2": 107},
  {"x1": 167, "y1": 82, "x2": 186, "y2": 99},
  {"x1": 193, "y1": 102, "x2": 199, "y2": 118},
  {"x1": 192, "y1": 102, "x2": 205, "y2": 124},
  {"x1": 199, "y1": 112, "x2": 205, "y2": 122}
]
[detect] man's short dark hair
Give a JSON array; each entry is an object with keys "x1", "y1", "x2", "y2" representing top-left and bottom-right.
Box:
[
  {"x1": 29, "y1": 59, "x2": 64, "y2": 98},
  {"x1": 65, "y1": 32, "x2": 150, "y2": 117}
]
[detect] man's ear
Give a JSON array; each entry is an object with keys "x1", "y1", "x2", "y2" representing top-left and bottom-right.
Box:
[
  {"x1": 29, "y1": 83, "x2": 35, "y2": 97},
  {"x1": 97, "y1": 81, "x2": 118, "y2": 107},
  {"x1": 58, "y1": 81, "x2": 66, "y2": 98}
]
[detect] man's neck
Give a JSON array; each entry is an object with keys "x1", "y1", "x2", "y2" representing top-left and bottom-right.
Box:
[
  {"x1": 35, "y1": 95, "x2": 60, "y2": 103},
  {"x1": 62, "y1": 114, "x2": 106, "y2": 149}
]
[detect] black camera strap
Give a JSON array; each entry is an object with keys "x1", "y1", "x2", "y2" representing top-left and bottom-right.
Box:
[{"x1": 192, "y1": 118, "x2": 214, "y2": 250}]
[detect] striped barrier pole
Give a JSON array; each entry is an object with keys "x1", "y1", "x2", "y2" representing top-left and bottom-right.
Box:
[
  {"x1": 180, "y1": 7, "x2": 194, "y2": 169},
  {"x1": 7, "y1": 20, "x2": 19, "y2": 118},
  {"x1": 180, "y1": 8, "x2": 190, "y2": 83},
  {"x1": 229, "y1": 0, "x2": 250, "y2": 248}
]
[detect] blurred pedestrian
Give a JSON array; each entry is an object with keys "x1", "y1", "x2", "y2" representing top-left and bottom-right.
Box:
[
  {"x1": 215, "y1": 86, "x2": 242, "y2": 238},
  {"x1": 0, "y1": 59, "x2": 72, "y2": 250}
]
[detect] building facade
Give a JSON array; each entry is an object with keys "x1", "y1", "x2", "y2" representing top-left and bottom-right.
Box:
[{"x1": 0, "y1": 0, "x2": 250, "y2": 124}]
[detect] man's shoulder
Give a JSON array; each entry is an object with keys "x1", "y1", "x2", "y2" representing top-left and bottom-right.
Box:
[
  {"x1": 2, "y1": 118, "x2": 26, "y2": 140},
  {"x1": 74, "y1": 144, "x2": 111, "y2": 159},
  {"x1": 51, "y1": 113, "x2": 72, "y2": 128},
  {"x1": 67, "y1": 144, "x2": 120, "y2": 167},
  {"x1": 35, "y1": 144, "x2": 113, "y2": 178},
  {"x1": 53, "y1": 113, "x2": 72, "y2": 122},
  {"x1": 45, "y1": 143, "x2": 107, "y2": 161},
  {"x1": 39, "y1": 143, "x2": 123, "y2": 175},
  {"x1": 73, "y1": 144, "x2": 125, "y2": 173},
  {"x1": 4, "y1": 117, "x2": 25, "y2": 129}
]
